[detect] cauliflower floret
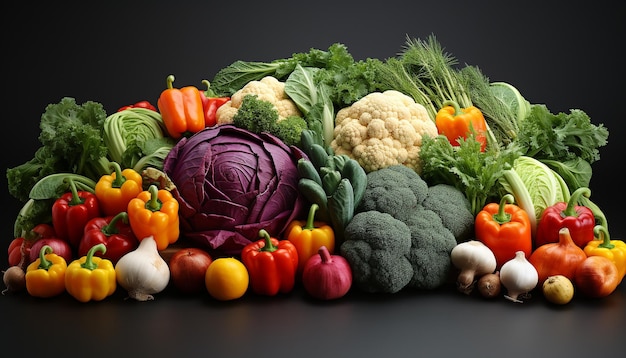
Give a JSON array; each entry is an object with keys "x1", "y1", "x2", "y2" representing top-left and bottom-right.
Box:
[
  {"x1": 331, "y1": 90, "x2": 437, "y2": 173},
  {"x1": 216, "y1": 76, "x2": 301, "y2": 124}
]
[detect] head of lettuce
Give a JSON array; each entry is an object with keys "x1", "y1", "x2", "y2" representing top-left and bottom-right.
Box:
[{"x1": 163, "y1": 124, "x2": 307, "y2": 255}]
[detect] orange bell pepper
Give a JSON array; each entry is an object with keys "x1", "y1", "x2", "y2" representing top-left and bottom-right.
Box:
[
  {"x1": 475, "y1": 194, "x2": 532, "y2": 269},
  {"x1": 285, "y1": 203, "x2": 335, "y2": 274},
  {"x1": 25, "y1": 245, "x2": 67, "y2": 298},
  {"x1": 95, "y1": 162, "x2": 143, "y2": 216},
  {"x1": 127, "y1": 184, "x2": 179, "y2": 250},
  {"x1": 584, "y1": 225, "x2": 626, "y2": 284},
  {"x1": 157, "y1": 74, "x2": 205, "y2": 139},
  {"x1": 435, "y1": 100, "x2": 488, "y2": 151}
]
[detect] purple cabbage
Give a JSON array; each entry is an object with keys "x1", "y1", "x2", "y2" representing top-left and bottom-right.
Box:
[{"x1": 163, "y1": 124, "x2": 307, "y2": 255}]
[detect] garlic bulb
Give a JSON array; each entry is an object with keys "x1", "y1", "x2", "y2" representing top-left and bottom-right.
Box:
[
  {"x1": 499, "y1": 251, "x2": 538, "y2": 303},
  {"x1": 115, "y1": 236, "x2": 170, "y2": 301},
  {"x1": 450, "y1": 240, "x2": 497, "y2": 295}
]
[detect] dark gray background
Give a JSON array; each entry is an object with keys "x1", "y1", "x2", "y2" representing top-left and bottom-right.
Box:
[{"x1": 2, "y1": 2, "x2": 624, "y2": 357}]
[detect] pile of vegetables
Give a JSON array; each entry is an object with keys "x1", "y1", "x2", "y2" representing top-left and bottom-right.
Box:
[{"x1": 3, "y1": 34, "x2": 622, "y2": 305}]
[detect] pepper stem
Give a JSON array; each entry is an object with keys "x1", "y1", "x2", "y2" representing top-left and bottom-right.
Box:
[
  {"x1": 37, "y1": 245, "x2": 54, "y2": 271},
  {"x1": 81, "y1": 243, "x2": 106, "y2": 271},
  {"x1": 563, "y1": 187, "x2": 591, "y2": 217},
  {"x1": 593, "y1": 225, "x2": 614, "y2": 250},
  {"x1": 202, "y1": 79, "x2": 217, "y2": 97},
  {"x1": 442, "y1": 99, "x2": 462, "y2": 116},
  {"x1": 303, "y1": 204, "x2": 319, "y2": 230},
  {"x1": 144, "y1": 185, "x2": 163, "y2": 212},
  {"x1": 109, "y1": 162, "x2": 127, "y2": 188},
  {"x1": 166, "y1": 75, "x2": 175, "y2": 89},
  {"x1": 492, "y1": 194, "x2": 514, "y2": 224},
  {"x1": 101, "y1": 212, "x2": 129, "y2": 236},
  {"x1": 258, "y1": 229, "x2": 277, "y2": 253},
  {"x1": 65, "y1": 177, "x2": 85, "y2": 206}
]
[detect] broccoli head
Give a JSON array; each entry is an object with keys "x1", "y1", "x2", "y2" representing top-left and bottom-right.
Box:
[
  {"x1": 356, "y1": 164, "x2": 428, "y2": 222},
  {"x1": 404, "y1": 207, "x2": 457, "y2": 290},
  {"x1": 340, "y1": 210, "x2": 414, "y2": 293},
  {"x1": 422, "y1": 183, "x2": 475, "y2": 242},
  {"x1": 345, "y1": 164, "x2": 474, "y2": 292}
]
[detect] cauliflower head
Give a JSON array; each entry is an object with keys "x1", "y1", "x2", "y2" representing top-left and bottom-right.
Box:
[
  {"x1": 216, "y1": 76, "x2": 302, "y2": 124},
  {"x1": 330, "y1": 90, "x2": 437, "y2": 173}
]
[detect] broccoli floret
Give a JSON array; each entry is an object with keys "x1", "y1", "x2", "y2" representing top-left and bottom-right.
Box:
[
  {"x1": 404, "y1": 207, "x2": 457, "y2": 290},
  {"x1": 340, "y1": 211, "x2": 414, "y2": 293},
  {"x1": 356, "y1": 164, "x2": 428, "y2": 222},
  {"x1": 274, "y1": 116, "x2": 308, "y2": 147},
  {"x1": 233, "y1": 94, "x2": 279, "y2": 134},
  {"x1": 422, "y1": 183, "x2": 475, "y2": 242},
  {"x1": 345, "y1": 164, "x2": 474, "y2": 292},
  {"x1": 232, "y1": 94, "x2": 307, "y2": 146}
]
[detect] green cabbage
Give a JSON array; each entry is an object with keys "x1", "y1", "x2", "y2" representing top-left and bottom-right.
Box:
[
  {"x1": 499, "y1": 156, "x2": 570, "y2": 235},
  {"x1": 103, "y1": 107, "x2": 174, "y2": 171}
]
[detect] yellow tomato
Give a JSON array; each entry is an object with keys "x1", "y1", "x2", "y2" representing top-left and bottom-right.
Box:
[
  {"x1": 205, "y1": 257, "x2": 249, "y2": 301},
  {"x1": 542, "y1": 275, "x2": 575, "y2": 305}
]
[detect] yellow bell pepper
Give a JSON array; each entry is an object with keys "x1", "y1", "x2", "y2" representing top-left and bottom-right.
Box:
[
  {"x1": 25, "y1": 245, "x2": 67, "y2": 298},
  {"x1": 285, "y1": 204, "x2": 335, "y2": 274},
  {"x1": 127, "y1": 184, "x2": 180, "y2": 250},
  {"x1": 65, "y1": 243, "x2": 117, "y2": 302},
  {"x1": 584, "y1": 225, "x2": 626, "y2": 283},
  {"x1": 95, "y1": 161, "x2": 143, "y2": 216}
]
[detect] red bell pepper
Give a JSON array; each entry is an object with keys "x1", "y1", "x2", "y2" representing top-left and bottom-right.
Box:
[
  {"x1": 535, "y1": 187, "x2": 596, "y2": 249},
  {"x1": 199, "y1": 79, "x2": 229, "y2": 127},
  {"x1": 117, "y1": 100, "x2": 157, "y2": 112},
  {"x1": 51, "y1": 178, "x2": 101, "y2": 250},
  {"x1": 78, "y1": 212, "x2": 138, "y2": 264},
  {"x1": 241, "y1": 229, "x2": 299, "y2": 296}
]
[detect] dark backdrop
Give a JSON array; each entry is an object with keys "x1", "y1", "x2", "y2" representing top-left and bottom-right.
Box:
[{"x1": 2, "y1": 2, "x2": 624, "y2": 357}]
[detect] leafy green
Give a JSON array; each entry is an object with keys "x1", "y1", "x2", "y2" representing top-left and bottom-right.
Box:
[
  {"x1": 541, "y1": 157, "x2": 592, "y2": 190},
  {"x1": 28, "y1": 173, "x2": 96, "y2": 200},
  {"x1": 211, "y1": 43, "x2": 358, "y2": 96},
  {"x1": 420, "y1": 134, "x2": 522, "y2": 216},
  {"x1": 210, "y1": 43, "x2": 380, "y2": 114},
  {"x1": 313, "y1": 57, "x2": 381, "y2": 108},
  {"x1": 516, "y1": 104, "x2": 609, "y2": 164},
  {"x1": 285, "y1": 64, "x2": 335, "y2": 146},
  {"x1": 512, "y1": 104, "x2": 609, "y2": 192},
  {"x1": 7, "y1": 97, "x2": 110, "y2": 203}
]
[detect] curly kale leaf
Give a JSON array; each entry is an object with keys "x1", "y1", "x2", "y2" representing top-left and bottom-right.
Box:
[
  {"x1": 7, "y1": 97, "x2": 110, "y2": 203},
  {"x1": 516, "y1": 104, "x2": 609, "y2": 164}
]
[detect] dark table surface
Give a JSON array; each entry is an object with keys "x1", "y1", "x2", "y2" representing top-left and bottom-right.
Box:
[{"x1": 2, "y1": 2, "x2": 625, "y2": 357}]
